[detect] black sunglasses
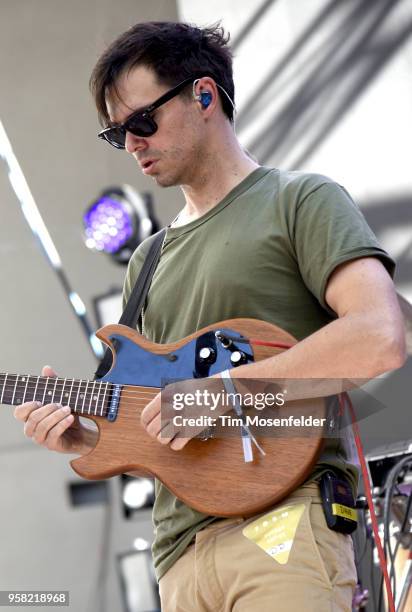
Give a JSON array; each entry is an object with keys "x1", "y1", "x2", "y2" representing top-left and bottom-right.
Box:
[{"x1": 98, "y1": 76, "x2": 204, "y2": 149}]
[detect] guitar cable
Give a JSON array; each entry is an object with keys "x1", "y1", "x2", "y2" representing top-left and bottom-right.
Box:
[{"x1": 339, "y1": 392, "x2": 396, "y2": 612}]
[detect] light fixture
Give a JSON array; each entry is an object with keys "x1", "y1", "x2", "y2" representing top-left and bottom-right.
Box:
[
  {"x1": 83, "y1": 185, "x2": 159, "y2": 264},
  {"x1": 121, "y1": 476, "x2": 155, "y2": 518}
]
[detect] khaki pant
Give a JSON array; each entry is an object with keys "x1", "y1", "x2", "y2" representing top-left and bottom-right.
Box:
[{"x1": 159, "y1": 483, "x2": 357, "y2": 611}]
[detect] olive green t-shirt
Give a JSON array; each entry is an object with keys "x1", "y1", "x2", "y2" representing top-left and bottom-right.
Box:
[{"x1": 122, "y1": 166, "x2": 395, "y2": 581}]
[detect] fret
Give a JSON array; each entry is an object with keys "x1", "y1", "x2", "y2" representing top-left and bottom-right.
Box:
[
  {"x1": 81, "y1": 381, "x2": 89, "y2": 414},
  {"x1": 100, "y1": 382, "x2": 108, "y2": 417},
  {"x1": 89, "y1": 380, "x2": 97, "y2": 415},
  {"x1": 33, "y1": 375, "x2": 41, "y2": 404},
  {"x1": 11, "y1": 375, "x2": 18, "y2": 405},
  {"x1": 1, "y1": 374, "x2": 8, "y2": 404},
  {"x1": 77, "y1": 380, "x2": 88, "y2": 414},
  {"x1": 42, "y1": 378, "x2": 48, "y2": 404},
  {"x1": 95, "y1": 382, "x2": 102, "y2": 416},
  {"x1": 93, "y1": 381, "x2": 101, "y2": 415},
  {"x1": 14, "y1": 375, "x2": 28, "y2": 404},
  {"x1": 42, "y1": 377, "x2": 55, "y2": 404},
  {"x1": 68, "y1": 379, "x2": 75, "y2": 409},
  {"x1": 74, "y1": 380, "x2": 82, "y2": 413},
  {"x1": 88, "y1": 381, "x2": 95, "y2": 414},
  {"x1": 38, "y1": 377, "x2": 44, "y2": 403},
  {"x1": 23, "y1": 375, "x2": 30, "y2": 403},
  {"x1": 51, "y1": 377, "x2": 59, "y2": 403},
  {"x1": 60, "y1": 378, "x2": 67, "y2": 405}
]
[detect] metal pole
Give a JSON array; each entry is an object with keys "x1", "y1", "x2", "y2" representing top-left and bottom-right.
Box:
[{"x1": 0, "y1": 119, "x2": 103, "y2": 359}]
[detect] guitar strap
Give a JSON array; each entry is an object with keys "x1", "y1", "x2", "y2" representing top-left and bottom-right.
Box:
[{"x1": 93, "y1": 228, "x2": 167, "y2": 379}]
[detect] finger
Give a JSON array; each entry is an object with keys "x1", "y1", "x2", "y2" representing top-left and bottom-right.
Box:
[
  {"x1": 43, "y1": 412, "x2": 75, "y2": 450},
  {"x1": 140, "y1": 394, "x2": 161, "y2": 427},
  {"x1": 24, "y1": 403, "x2": 64, "y2": 437},
  {"x1": 41, "y1": 365, "x2": 58, "y2": 378},
  {"x1": 14, "y1": 401, "x2": 42, "y2": 422},
  {"x1": 156, "y1": 419, "x2": 178, "y2": 445},
  {"x1": 32, "y1": 406, "x2": 72, "y2": 445},
  {"x1": 170, "y1": 435, "x2": 190, "y2": 451},
  {"x1": 144, "y1": 413, "x2": 162, "y2": 438},
  {"x1": 145, "y1": 413, "x2": 177, "y2": 446}
]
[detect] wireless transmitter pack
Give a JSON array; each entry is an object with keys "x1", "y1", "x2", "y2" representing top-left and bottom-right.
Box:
[{"x1": 319, "y1": 471, "x2": 358, "y2": 534}]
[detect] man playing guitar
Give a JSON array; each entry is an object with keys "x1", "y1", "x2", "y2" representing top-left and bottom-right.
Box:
[{"x1": 15, "y1": 21, "x2": 406, "y2": 611}]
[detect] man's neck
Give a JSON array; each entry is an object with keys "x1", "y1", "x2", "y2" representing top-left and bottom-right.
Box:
[{"x1": 174, "y1": 135, "x2": 260, "y2": 227}]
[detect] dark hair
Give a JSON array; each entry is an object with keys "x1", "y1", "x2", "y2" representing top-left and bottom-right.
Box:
[{"x1": 90, "y1": 21, "x2": 234, "y2": 126}]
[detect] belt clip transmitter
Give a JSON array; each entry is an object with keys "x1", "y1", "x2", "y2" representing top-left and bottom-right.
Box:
[{"x1": 320, "y1": 471, "x2": 358, "y2": 534}]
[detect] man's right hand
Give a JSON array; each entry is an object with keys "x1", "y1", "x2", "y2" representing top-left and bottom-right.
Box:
[{"x1": 14, "y1": 365, "x2": 98, "y2": 455}]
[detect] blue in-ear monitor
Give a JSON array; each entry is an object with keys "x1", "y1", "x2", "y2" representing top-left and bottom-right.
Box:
[{"x1": 200, "y1": 91, "x2": 212, "y2": 108}]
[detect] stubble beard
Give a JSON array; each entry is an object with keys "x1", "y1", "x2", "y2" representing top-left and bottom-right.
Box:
[
  {"x1": 151, "y1": 151, "x2": 191, "y2": 188},
  {"x1": 151, "y1": 135, "x2": 205, "y2": 188}
]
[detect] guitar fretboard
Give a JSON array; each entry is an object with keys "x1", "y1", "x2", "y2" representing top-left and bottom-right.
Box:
[{"x1": 0, "y1": 374, "x2": 113, "y2": 417}]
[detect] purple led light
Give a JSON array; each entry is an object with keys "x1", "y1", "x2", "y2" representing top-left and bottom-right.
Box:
[{"x1": 84, "y1": 196, "x2": 134, "y2": 253}]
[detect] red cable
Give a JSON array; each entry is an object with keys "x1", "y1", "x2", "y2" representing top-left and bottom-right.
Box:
[
  {"x1": 339, "y1": 393, "x2": 396, "y2": 612},
  {"x1": 251, "y1": 339, "x2": 293, "y2": 349}
]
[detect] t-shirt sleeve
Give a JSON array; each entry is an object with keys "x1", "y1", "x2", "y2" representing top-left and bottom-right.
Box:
[{"x1": 293, "y1": 181, "x2": 396, "y2": 316}]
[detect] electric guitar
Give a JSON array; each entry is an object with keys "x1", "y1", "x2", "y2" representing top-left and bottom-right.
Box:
[{"x1": 1, "y1": 318, "x2": 326, "y2": 517}]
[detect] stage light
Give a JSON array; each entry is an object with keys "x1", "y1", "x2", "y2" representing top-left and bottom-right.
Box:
[
  {"x1": 133, "y1": 538, "x2": 150, "y2": 551},
  {"x1": 122, "y1": 476, "x2": 155, "y2": 517},
  {"x1": 84, "y1": 196, "x2": 133, "y2": 253},
  {"x1": 83, "y1": 185, "x2": 159, "y2": 264}
]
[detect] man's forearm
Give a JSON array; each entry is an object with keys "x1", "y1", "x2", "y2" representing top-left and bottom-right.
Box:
[{"x1": 230, "y1": 312, "x2": 406, "y2": 384}]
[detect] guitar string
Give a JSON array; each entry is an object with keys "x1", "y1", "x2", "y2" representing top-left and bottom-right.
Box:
[
  {"x1": 0, "y1": 378, "x2": 321, "y2": 424},
  {"x1": 0, "y1": 387, "x2": 242, "y2": 418},
  {"x1": 1, "y1": 380, "x2": 322, "y2": 442},
  {"x1": 0, "y1": 378, "x2": 317, "y2": 406},
  {"x1": 0, "y1": 391, "x2": 188, "y2": 420},
  {"x1": 0, "y1": 380, "x2": 162, "y2": 411},
  {"x1": 0, "y1": 378, "x2": 298, "y2": 421},
  {"x1": 0, "y1": 379, "x2": 236, "y2": 416},
  {"x1": 0, "y1": 378, "x2": 253, "y2": 430},
  {"x1": 0, "y1": 380, "x2": 159, "y2": 399},
  {"x1": 0, "y1": 379, "x2": 219, "y2": 400},
  {"x1": 0, "y1": 380, "x2": 161, "y2": 403},
  {"x1": 0, "y1": 375, "x2": 227, "y2": 403},
  {"x1": 0, "y1": 376, "x2": 321, "y2": 398}
]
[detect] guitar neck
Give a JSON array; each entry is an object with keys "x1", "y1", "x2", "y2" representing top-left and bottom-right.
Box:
[{"x1": 0, "y1": 373, "x2": 113, "y2": 417}]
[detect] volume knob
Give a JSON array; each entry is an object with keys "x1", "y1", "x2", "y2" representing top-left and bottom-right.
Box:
[
  {"x1": 230, "y1": 350, "x2": 247, "y2": 366},
  {"x1": 198, "y1": 347, "x2": 216, "y2": 364}
]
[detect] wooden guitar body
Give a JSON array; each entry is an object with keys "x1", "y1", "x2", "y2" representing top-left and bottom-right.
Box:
[{"x1": 71, "y1": 318, "x2": 326, "y2": 517}]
